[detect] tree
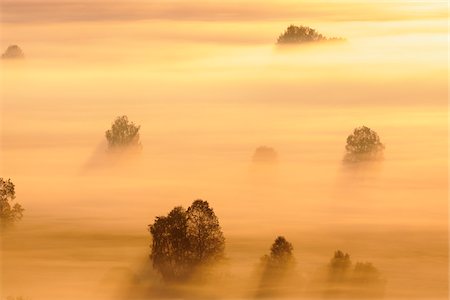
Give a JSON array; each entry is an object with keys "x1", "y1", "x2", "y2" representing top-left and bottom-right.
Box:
[
  {"x1": 353, "y1": 262, "x2": 381, "y2": 284},
  {"x1": 105, "y1": 115, "x2": 141, "y2": 150},
  {"x1": 1, "y1": 45, "x2": 25, "y2": 59},
  {"x1": 257, "y1": 236, "x2": 295, "y2": 297},
  {"x1": 277, "y1": 25, "x2": 343, "y2": 45},
  {"x1": 328, "y1": 250, "x2": 352, "y2": 282},
  {"x1": 252, "y1": 146, "x2": 278, "y2": 163},
  {"x1": 149, "y1": 200, "x2": 225, "y2": 282},
  {"x1": 0, "y1": 178, "x2": 24, "y2": 229},
  {"x1": 344, "y1": 126, "x2": 385, "y2": 162}
]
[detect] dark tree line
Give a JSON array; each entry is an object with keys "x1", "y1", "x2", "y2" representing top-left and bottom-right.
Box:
[{"x1": 277, "y1": 25, "x2": 344, "y2": 45}]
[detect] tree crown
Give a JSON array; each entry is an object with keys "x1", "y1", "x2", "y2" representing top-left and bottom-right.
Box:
[
  {"x1": 105, "y1": 115, "x2": 141, "y2": 150},
  {"x1": 0, "y1": 178, "x2": 24, "y2": 229}
]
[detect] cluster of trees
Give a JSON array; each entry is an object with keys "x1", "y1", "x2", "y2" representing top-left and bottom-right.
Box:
[
  {"x1": 1, "y1": 45, "x2": 25, "y2": 59},
  {"x1": 148, "y1": 203, "x2": 384, "y2": 298},
  {"x1": 277, "y1": 25, "x2": 344, "y2": 45},
  {"x1": 105, "y1": 115, "x2": 385, "y2": 165},
  {"x1": 148, "y1": 200, "x2": 225, "y2": 282},
  {"x1": 0, "y1": 178, "x2": 24, "y2": 229}
]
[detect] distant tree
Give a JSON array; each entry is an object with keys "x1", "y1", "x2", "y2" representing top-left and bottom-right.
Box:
[
  {"x1": 1, "y1": 45, "x2": 25, "y2": 59},
  {"x1": 257, "y1": 236, "x2": 295, "y2": 297},
  {"x1": 252, "y1": 146, "x2": 278, "y2": 163},
  {"x1": 328, "y1": 250, "x2": 352, "y2": 281},
  {"x1": 277, "y1": 25, "x2": 343, "y2": 45},
  {"x1": 344, "y1": 126, "x2": 385, "y2": 162},
  {"x1": 105, "y1": 115, "x2": 141, "y2": 150},
  {"x1": 0, "y1": 178, "x2": 24, "y2": 229},
  {"x1": 149, "y1": 200, "x2": 225, "y2": 282},
  {"x1": 352, "y1": 262, "x2": 381, "y2": 284},
  {"x1": 265, "y1": 236, "x2": 294, "y2": 267}
]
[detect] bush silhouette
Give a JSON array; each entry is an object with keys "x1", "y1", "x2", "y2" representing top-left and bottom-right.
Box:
[
  {"x1": 0, "y1": 178, "x2": 24, "y2": 229},
  {"x1": 1, "y1": 45, "x2": 25, "y2": 59},
  {"x1": 149, "y1": 199, "x2": 225, "y2": 282},
  {"x1": 105, "y1": 115, "x2": 141, "y2": 151},
  {"x1": 344, "y1": 126, "x2": 384, "y2": 162},
  {"x1": 277, "y1": 25, "x2": 343, "y2": 45}
]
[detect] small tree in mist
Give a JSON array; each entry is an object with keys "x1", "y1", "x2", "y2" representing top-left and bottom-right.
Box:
[
  {"x1": 0, "y1": 178, "x2": 24, "y2": 229},
  {"x1": 149, "y1": 199, "x2": 225, "y2": 282},
  {"x1": 252, "y1": 146, "x2": 278, "y2": 163},
  {"x1": 1, "y1": 45, "x2": 25, "y2": 59},
  {"x1": 277, "y1": 25, "x2": 343, "y2": 45},
  {"x1": 105, "y1": 115, "x2": 141, "y2": 151},
  {"x1": 328, "y1": 250, "x2": 352, "y2": 281},
  {"x1": 353, "y1": 262, "x2": 381, "y2": 284},
  {"x1": 257, "y1": 236, "x2": 295, "y2": 297},
  {"x1": 344, "y1": 126, "x2": 384, "y2": 163}
]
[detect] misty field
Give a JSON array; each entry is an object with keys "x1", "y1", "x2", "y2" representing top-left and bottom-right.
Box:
[{"x1": 0, "y1": 1, "x2": 448, "y2": 300}]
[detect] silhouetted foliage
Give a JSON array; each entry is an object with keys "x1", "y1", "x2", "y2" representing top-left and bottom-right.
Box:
[
  {"x1": 277, "y1": 25, "x2": 344, "y2": 45},
  {"x1": 149, "y1": 199, "x2": 225, "y2": 282},
  {"x1": 328, "y1": 250, "x2": 352, "y2": 282},
  {"x1": 0, "y1": 178, "x2": 24, "y2": 229},
  {"x1": 105, "y1": 115, "x2": 141, "y2": 150},
  {"x1": 353, "y1": 262, "x2": 381, "y2": 284},
  {"x1": 344, "y1": 126, "x2": 384, "y2": 162},
  {"x1": 252, "y1": 146, "x2": 278, "y2": 163},
  {"x1": 257, "y1": 236, "x2": 295, "y2": 297},
  {"x1": 325, "y1": 250, "x2": 385, "y2": 298},
  {"x1": 1, "y1": 45, "x2": 25, "y2": 59}
]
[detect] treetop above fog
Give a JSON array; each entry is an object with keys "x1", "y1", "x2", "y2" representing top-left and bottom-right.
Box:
[
  {"x1": 2, "y1": 45, "x2": 25, "y2": 59},
  {"x1": 0, "y1": 178, "x2": 24, "y2": 229},
  {"x1": 277, "y1": 25, "x2": 344, "y2": 45},
  {"x1": 344, "y1": 126, "x2": 385, "y2": 162},
  {"x1": 149, "y1": 199, "x2": 225, "y2": 282},
  {"x1": 252, "y1": 146, "x2": 278, "y2": 163},
  {"x1": 105, "y1": 115, "x2": 141, "y2": 150}
]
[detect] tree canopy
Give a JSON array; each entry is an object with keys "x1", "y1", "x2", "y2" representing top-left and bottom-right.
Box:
[
  {"x1": 0, "y1": 178, "x2": 24, "y2": 229},
  {"x1": 148, "y1": 199, "x2": 225, "y2": 282},
  {"x1": 1, "y1": 45, "x2": 25, "y2": 59},
  {"x1": 344, "y1": 126, "x2": 385, "y2": 162},
  {"x1": 252, "y1": 146, "x2": 278, "y2": 163},
  {"x1": 277, "y1": 25, "x2": 343, "y2": 45},
  {"x1": 105, "y1": 115, "x2": 141, "y2": 150}
]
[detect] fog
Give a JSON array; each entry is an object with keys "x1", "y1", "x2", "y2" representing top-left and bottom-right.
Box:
[{"x1": 0, "y1": 1, "x2": 447, "y2": 299}]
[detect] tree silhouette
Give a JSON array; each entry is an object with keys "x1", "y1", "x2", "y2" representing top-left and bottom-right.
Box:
[
  {"x1": 328, "y1": 250, "x2": 352, "y2": 281},
  {"x1": 277, "y1": 25, "x2": 343, "y2": 45},
  {"x1": 252, "y1": 146, "x2": 278, "y2": 163},
  {"x1": 344, "y1": 126, "x2": 384, "y2": 162},
  {"x1": 0, "y1": 178, "x2": 24, "y2": 229},
  {"x1": 257, "y1": 236, "x2": 295, "y2": 297},
  {"x1": 1, "y1": 45, "x2": 25, "y2": 59},
  {"x1": 353, "y1": 262, "x2": 381, "y2": 284},
  {"x1": 149, "y1": 200, "x2": 225, "y2": 282},
  {"x1": 105, "y1": 115, "x2": 141, "y2": 150}
]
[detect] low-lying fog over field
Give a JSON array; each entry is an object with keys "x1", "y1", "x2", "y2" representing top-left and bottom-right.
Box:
[{"x1": 0, "y1": 1, "x2": 447, "y2": 299}]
